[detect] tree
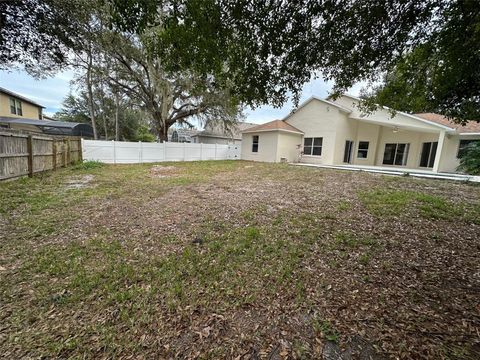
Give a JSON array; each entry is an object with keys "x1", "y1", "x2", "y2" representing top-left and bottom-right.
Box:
[
  {"x1": 361, "y1": 0, "x2": 480, "y2": 123},
  {"x1": 53, "y1": 94, "x2": 91, "y2": 124},
  {"x1": 457, "y1": 142, "x2": 480, "y2": 175},
  {"x1": 54, "y1": 92, "x2": 152, "y2": 141},
  {"x1": 98, "y1": 29, "x2": 241, "y2": 141},
  {"x1": 108, "y1": 1, "x2": 444, "y2": 106},
  {"x1": 3, "y1": 1, "x2": 478, "y2": 123},
  {"x1": 0, "y1": 0, "x2": 90, "y2": 75}
]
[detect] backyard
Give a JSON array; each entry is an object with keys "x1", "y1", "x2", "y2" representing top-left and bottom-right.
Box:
[{"x1": 0, "y1": 160, "x2": 479, "y2": 359}]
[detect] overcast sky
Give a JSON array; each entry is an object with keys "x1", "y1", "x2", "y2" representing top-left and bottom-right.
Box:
[{"x1": 0, "y1": 69, "x2": 364, "y2": 125}]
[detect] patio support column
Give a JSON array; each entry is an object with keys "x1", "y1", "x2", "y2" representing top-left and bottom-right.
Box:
[
  {"x1": 373, "y1": 125, "x2": 383, "y2": 166},
  {"x1": 432, "y1": 130, "x2": 446, "y2": 173}
]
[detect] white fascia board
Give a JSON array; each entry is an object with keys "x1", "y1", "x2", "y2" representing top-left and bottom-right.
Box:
[
  {"x1": 340, "y1": 94, "x2": 456, "y2": 132},
  {"x1": 242, "y1": 128, "x2": 303, "y2": 135}
]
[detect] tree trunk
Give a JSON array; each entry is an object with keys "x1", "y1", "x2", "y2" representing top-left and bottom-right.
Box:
[
  {"x1": 103, "y1": 114, "x2": 108, "y2": 140},
  {"x1": 114, "y1": 92, "x2": 120, "y2": 141},
  {"x1": 100, "y1": 90, "x2": 108, "y2": 140},
  {"x1": 86, "y1": 64, "x2": 98, "y2": 140}
]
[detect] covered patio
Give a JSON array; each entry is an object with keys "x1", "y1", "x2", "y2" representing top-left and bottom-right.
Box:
[{"x1": 294, "y1": 162, "x2": 480, "y2": 183}]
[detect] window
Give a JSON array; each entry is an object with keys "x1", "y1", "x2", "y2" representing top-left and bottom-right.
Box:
[
  {"x1": 382, "y1": 143, "x2": 410, "y2": 166},
  {"x1": 458, "y1": 139, "x2": 480, "y2": 158},
  {"x1": 357, "y1": 141, "x2": 369, "y2": 159},
  {"x1": 419, "y1": 142, "x2": 438, "y2": 168},
  {"x1": 9, "y1": 97, "x2": 22, "y2": 116},
  {"x1": 303, "y1": 137, "x2": 322, "y2": 156},
  {"x1": 38, "y1": 108, "x2": 43, "y2": 120},
  {"x1": 252, "y1": 135, "x2": 259, "y2": 152}
]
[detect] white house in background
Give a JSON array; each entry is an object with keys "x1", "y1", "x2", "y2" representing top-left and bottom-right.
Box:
[
  {"x1": 241, "y1": 94, "x2": 480, "y2": 173},
  {"x1": 191, "y1": 120, "x2": 257, "y2": 144}
]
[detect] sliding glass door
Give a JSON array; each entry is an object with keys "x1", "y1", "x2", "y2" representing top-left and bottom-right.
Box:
[
  {"x1": 343, "y1": 140, "x2": 354, "y2": 163},
  {"x1": 382, "y1": 143, "x2": 410, "y2": 166},
  {"x1": 419, "y1": 142, "x2": 438, "y2": 168}
]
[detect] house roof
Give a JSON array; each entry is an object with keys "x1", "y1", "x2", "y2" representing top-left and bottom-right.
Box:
[
  {"x1": 193, "y1": 122, "x2": 258, "y2": 140},
  {"x1": 414, "y1": 113, "x2": 480, "y2": 134},
  {"x1": 0, "y1": 117, "x2": 93, "y2": 137},
  {"x1": 338, "y1": 94, "x2": 456, "y2": 132},
  {"x1": 0, "y1": 87, "x2": 45, "y2": 108},
  {"x1": 241, "y1": 120, "x2": 303, "y2": 134}
]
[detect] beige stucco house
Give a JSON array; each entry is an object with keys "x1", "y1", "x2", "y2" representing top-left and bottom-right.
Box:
[
  {"x1": 241, "y1": 94, "x2": 480, "y2": 173},
  {"x1": 0, "y1": 86, "x2": 44, "y2": 120},
  {"x1": 0, "y1": 87, "x2": 94, "y2": 137}
]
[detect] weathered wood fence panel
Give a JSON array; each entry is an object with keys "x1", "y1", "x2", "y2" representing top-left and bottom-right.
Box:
[{"x1": 0, "y1": 130, "x2": 82, "y2": 181}]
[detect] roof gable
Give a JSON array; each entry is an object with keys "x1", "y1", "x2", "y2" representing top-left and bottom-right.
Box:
[
  {"x1": 242, "y1": 120, "x2": 303, "y2": 134},
  {"x1": 281, "y1": 96, "x2": 352, "y2": 122}
]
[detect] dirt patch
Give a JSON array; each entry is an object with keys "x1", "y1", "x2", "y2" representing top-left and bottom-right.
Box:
[
  {"x1": 149, "y1": 165, "x2": 178, "y2": 178},
  {"x1": 1, "y1": 161, "x2": 479, "y2": 359},
  {"x1": 64, "y1": 174, "x2": 95, "y2": 189}
]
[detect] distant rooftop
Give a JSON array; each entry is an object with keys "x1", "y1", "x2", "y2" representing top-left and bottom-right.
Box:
[
  {"x1": 0, "y1": 117, "x2": 93, "y2": 137},
  {"x1": 193, "y1": 121, "x2": 258, "y2": 140},
  {"x1": 0, "y1": 87, "x2": 45, "y2": 108}
]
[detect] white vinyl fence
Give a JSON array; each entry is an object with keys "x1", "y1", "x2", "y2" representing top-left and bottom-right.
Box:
[{"x1": 82, "y1": 139, "x2": 241, "y2": 164}]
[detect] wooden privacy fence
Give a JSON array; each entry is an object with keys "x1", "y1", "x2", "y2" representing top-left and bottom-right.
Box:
[{"x1": 0, "y1": 130, "x2": 82, "y2": 180}]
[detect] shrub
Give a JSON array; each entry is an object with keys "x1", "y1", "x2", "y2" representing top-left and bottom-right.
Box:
[
  {"x1": 457, "y1": 142, "x2": 480, "y2": 175},
  {"x1": 73, "y1": 160, "x2": 104, "y2": 170}
]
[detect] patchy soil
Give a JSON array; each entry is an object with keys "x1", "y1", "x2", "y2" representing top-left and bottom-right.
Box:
[
  {"x1": 64, "y1": 174, "x2": 95, "y2": 189},
  {"x1": 0, "y1": 161, "x2": 479, "y2": 359},
  {"x1": 149, "y1": 165, "x2": 179, "y2": 178}
]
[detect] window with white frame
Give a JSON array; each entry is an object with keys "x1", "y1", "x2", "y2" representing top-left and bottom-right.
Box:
[
  {"x1": 252, "y1": 135, "x2": 259, "y2": 152},
  {"x1": 357, "y1": 141, "x2": 369, "y2": 159},
  {"x1": 303, "y1": 137, "x2": 322, "y2": 156},
  {"x1": 10, "y1": 97, "x2": 22, "y2": 116}
]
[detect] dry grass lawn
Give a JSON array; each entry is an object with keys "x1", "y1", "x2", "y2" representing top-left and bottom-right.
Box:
[{"x1": 1, "y1": 160, "x2": 479, "y2": 359}]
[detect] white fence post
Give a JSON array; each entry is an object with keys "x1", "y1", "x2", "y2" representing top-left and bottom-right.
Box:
[
  {"x1": 183, "y1": 142, "x2": 186, "y2": 161},
  {"x1": 139, "y1": 141, "x2": 143, "y2": 163},
  {"x1": 200, "y1": 143, "x2": 203, "y2": 161},
  {"x1": 163, "y1": 141, "x2": 166, "y2": 161},
  {"x1": 214, "y1": 143, "x2": 217, "y2": 160}
]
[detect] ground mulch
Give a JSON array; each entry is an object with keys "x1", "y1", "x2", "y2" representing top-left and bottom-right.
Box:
[{"x1": 0, "y1": 161, "x2": 479, "y2": 359}]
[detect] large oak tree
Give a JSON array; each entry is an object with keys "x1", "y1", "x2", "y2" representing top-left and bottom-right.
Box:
[{"x1": 1, "y1": 0, "x2": 478, "y2": 122}]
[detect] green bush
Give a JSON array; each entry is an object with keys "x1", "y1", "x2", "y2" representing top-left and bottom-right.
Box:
[
  {"x1": 457, "y1": 142, "x2": 480, "y2": 175},
  {"x1": 134, "y1": 125, "x2": 157, "y2": 142},
  {"x1": 72, "y1": 160, "x2": 105, "y2": 170}
]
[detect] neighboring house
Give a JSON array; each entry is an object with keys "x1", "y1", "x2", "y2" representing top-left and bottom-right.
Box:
[
  {"x1": 241, "y1": 94, "x2": 480, "y2": 173},
  {"x1": 168, "y1": 128, "x2": 200, "y2": 142},
  {"x1": 0, "y1": 86, "x2": 44, "y2": 120},
  {"x1": 191, "y1": 121, "x2": 258, "y2": 144},
  {"x1": 0, "y1": 87, "x2": 94, "y2": 137}
]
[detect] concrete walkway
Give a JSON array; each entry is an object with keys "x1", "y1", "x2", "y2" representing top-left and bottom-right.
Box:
[{"x1": 293, "y1": 163, "x2": 480, "y2": 183}]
